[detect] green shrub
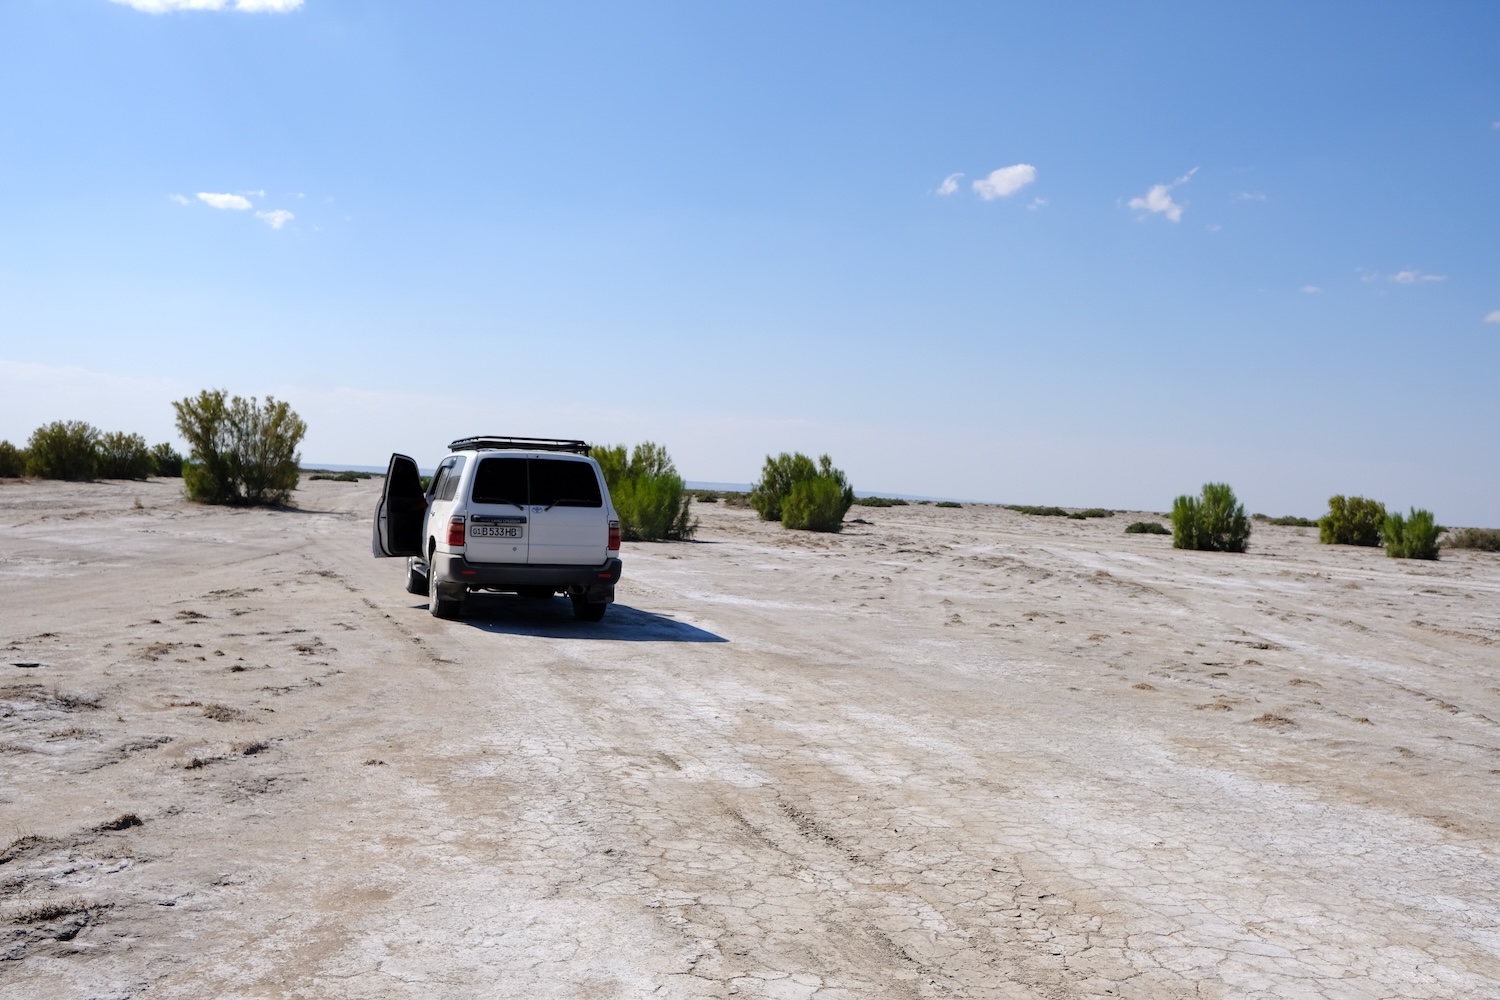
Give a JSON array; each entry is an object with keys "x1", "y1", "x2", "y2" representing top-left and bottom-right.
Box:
[
  {"x1": 0, "y1": 440, "x2": 25, "y2": 478},
  {"x1": 749, "y1": 452, "x2": 818, "y2": 521},
  {"x1": 150, "y1": 442, "x2": 184, "y2": 477},
  {"x1": 1005, "y1": 504, "x2": 1068, "y2": 517},
  {"x1": 935, "y1": 501, "x2": 962, "y2": 509},
  {"x1": 26, "y1": 421, "x2": 100, "y2": 481},
  {"x1": 750, "y1": 452, "x2": 853, "y2": 530},
  {"x1": 1444, "y1": 528, "x2": 1500, "y2": 552},
  {"x1": 1383, "y1": 508, "x2": 1440, "y2": 560},
  {"x1": 1171, "y1": 483, "x2": 1251, "y2": 552},
  {"x1": 95, "y1": 431, "x2": 154, "y2": 480},
  {"x1": 1067, "y1": 508, "x2": 1113, "y2": 520},
  {"x1": 1319, "y1": 496, "x2": 1386, "y2": 546},
  {"x1": 695, "y1": 492, "x2": 720, "y2": 503},
  {"x1": 1125, "y1": 521, "x2": 1170, "y2": 535},
  {"x1": 852, "y1": 496, "x2": 907, "y2": 507},
  {"x1": 591, "y1": 442, "x2": 696, "y2": 541},
  {"x1": 1268, "y1": 515, "x2": 1317, "y2": 527},
  {"x1": 172, "y1": 391, "x2": 307, "y2": 505},
  {"x1": 781, "y1": 474, "x2": 855, "y2": 532}
]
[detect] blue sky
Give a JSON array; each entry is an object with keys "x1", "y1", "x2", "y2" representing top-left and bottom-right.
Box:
[{"x1": 2, "y1": 1, "x2": 1497, "y2": 523}]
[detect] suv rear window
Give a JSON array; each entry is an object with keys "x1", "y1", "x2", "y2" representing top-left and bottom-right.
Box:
[
  {"x1": 529, "y1": 458, "x2": 602, "y2": 508},
  {"x1": 470, "y1": 457, "x2": 602, "y2": 508}
]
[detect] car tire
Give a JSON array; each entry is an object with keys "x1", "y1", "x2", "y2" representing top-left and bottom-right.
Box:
[
  {"x1": 405, "y1": 557, "x2": 428, "y2": 595},
  {"x1": 572, "y1": 597, "x2": 607, "y2": 622},
  {"x1": 429, "y1": 560, "x2": 463, "y2": 620}
]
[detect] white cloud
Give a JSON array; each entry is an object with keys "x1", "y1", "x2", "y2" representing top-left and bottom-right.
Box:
[
  {"x1": 936, "y1": 173, "x2": 963, "y2": 196},
  {"x1": 109, "y1": 0, "x2": 302, "y2": 11},
  {"x1": 197, "y1": 192, "x2": 252, "y2": 210},
  {"x1": 1485, "y1": 310, "x2": 1500, "y2": 323},
  {"x1": 1206, "y1": 223, "x2": 1222, "y2": 232},
  {"x1": 1027, "y1": 197, "x2": 1048, "y2": 212},
  {"x1": 238, "y1": 188, "x2": 266, "y2": 197},
  {"x1": 1301, "y1": 285, "x2": 1321, "y2": 294},
  {"x1": 1127, "y1": 167, "x2": 1196, "y2": 222},
  {"x1": 972, "y1": 164, "x2": 1037, "y2": 200},
  {"x1": 1235, "y1": 191, "x2": 1267, "y2": 202},
  {"x1": 169, "y1": 194, "x2": 190, "y2": 206},
  {"x1": 256, "y1": 209, "x2": 294, "y2": 229},
  {"x1": 1389, "y1": 270, "x2": 1446, "y2": 284}
]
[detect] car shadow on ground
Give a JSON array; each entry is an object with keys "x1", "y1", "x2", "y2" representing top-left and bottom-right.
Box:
[{"x1": 422, "y1": 595, "x2": 728, "y2": 642}]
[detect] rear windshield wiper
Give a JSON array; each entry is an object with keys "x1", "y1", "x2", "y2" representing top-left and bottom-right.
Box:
[{"x1": 542, "y1": 498, "x2": 591, "y2": 510}]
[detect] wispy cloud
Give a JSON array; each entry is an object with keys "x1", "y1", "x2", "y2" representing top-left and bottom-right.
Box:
[
  {"x1": 1027, "y1": 197, "x2": 1048, "y2": 212},
  {"x1": 972, "y1": 164, "x2": 1037, "y2": 200},
  {"x1": 169, "y1": 194, "x2": 190, "y2": 206},
  {"x1": 936, "y1": 173, "x2": 963, "y2": 197},
  {"x1": 1389, "y1": 270, "x2": 1446, "y2": 284},
  {"x1": 1235, "y1": 191, "x2": 1267, "y2": 202},
  {"x1": 1485, "y1": 310, "x2": 1500, "y2": 323},
  {"x1": 1128, "y1": 167, "x2": 1196, "y2": 222},
  {"x1": 110, "y1": 0, "x2": 302, "y2": 11},
  {"x1": 256, "y1": 209, "x2": 294, "y2": 229},
  {"x1": 238, "y1": 188, "x2": 266, "y2": 197},
  {"x1": 197, "y1": 192, "x2": 252, "y2": 210},
  {"x1": 1301, "y1": 285, "x2": 1321, "y2": 294}
]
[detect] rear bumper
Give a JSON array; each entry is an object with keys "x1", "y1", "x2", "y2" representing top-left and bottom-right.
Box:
[{"x1": 430, "y1": 553, "x2": 622, "y2": 602}]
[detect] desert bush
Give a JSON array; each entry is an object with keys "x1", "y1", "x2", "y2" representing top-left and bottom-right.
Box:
[
  {"x1": 95, "y1": 431, "x2": 154, "y2": 480},
  {"x1": 1444, "y1": 527, "x2": 1500, "y2": 552},
  {"x1": 695, "y1": 492, "x2": 720, "y2": 503},
  {"x1": 781, "y1": 474, "x2": 855, "y2": 532},
  {"x1": 172, "y1": 391, "x2": 306, "y2": 505},
  {"x1": 150, "y1": 442, "x2": 184, "y2": 477},
  {"x1": 751, "y1": 452, "x2": 853, "y2": 531},
  {"x1": 25, "y1": 421, "x2": 99, "y2": 481},
  {"x1": 0, "y1": 440, "x2": 25, "y2": 477},
  {"x1": 1005, "y1": 504, "x2": 1068, "y2": 517},
  {"x1": 1383, "y1": 508, "x2": 1440, "y2": 560},
  {"x1": 935, "y1": 501, "x2": 962, "y2": 509},
  {"x1": 591, "y1": 442, "x2": 696, "y2": 541},
  {"x1": 1319, "y1": 496, "x2": 1386, "y2": 546},
  {"x1": 853, "y1": 496, "x2": 907, "y2": 507},
  {"x1": 1171, "y1": 483, "x2": 1251, "y2": 552},
  {"x1": 1126, "y1": 521, "x2": 1170, "y2": 535},
  {"x1": 1268, "y1": 515, "x2": 1317, "y2": 527},
  {"x1": 749, "y1": 452, "x2": 819, "y2": 521},
  {"x1": 1067, "y1": 508, "x2": 1113, "y2": 519}
]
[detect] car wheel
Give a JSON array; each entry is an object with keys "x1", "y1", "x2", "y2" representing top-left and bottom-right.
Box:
[
  {"x1": 405, "y1": 557, "x2": 428, "y2": 595},
  {"x1": 429, "y1": 559, "x2": 463, "y2": 619},
  {"x1": 572, "y1": 597, "x2": 607, "y2": 622}
]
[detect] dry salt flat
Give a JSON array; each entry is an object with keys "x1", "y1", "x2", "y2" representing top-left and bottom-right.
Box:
[{"x1": 2, "y1": 476, "x2": 1499, "y2": 999}]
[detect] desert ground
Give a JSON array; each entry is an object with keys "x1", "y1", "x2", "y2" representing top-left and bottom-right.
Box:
[{"x1": 2, "y1": 476, "x2": 1498, "y2": 999}]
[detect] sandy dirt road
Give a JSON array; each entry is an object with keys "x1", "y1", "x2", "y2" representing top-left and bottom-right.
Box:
[{"x1": 2, "y1": 477, "x2": 1499, "y2": 999}]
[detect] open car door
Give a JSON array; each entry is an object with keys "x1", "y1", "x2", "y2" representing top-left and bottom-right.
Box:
[{"x1": 372, "y1": 453, "x2": 426, "y2": 557}]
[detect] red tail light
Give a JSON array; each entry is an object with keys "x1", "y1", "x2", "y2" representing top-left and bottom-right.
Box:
[
  {"x1": 447, "y1": 516, "x2": 466, "y2": 546},
  {"x1": 608, "y1": 520, "x2": 620, "y2": 552}
]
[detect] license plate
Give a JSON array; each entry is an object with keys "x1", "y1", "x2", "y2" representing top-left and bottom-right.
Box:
[{"x1": 470, "y1": 525, "x2": 523, "y2": 538}]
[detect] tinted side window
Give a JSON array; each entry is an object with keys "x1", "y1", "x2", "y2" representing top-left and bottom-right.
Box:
[
  {"x1": 471, "y1": 457, "x2": 528, "y2": 506},
  {"x1": 439, "y1": 456, "x2": 466, "y2": 501},
  {"x1": 429, "y1": 459, "x2": 453, "y2": 499},
  {"x1": 529, "y1": 459, "x2": 602, "y2": 507}
]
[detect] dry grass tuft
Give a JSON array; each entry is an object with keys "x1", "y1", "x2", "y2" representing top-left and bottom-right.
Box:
[
  {"x1": 0, "y1": 834, "x2": 61, "y2": 865},
  {"x1": 1251, "y1": 712, "x2": 1295, "y2": 727},
  {"x1": 234, "y1": 740, "x2": 268, "y2": 756},
  {"x1": 97, "y1": 813, "x2": 143, "y2": 832},
  {"x1": 202, "y1": 703, "x2": 244, "y2": 722},
  {"x1": 12, "y1": 898, "x2": 92, "y2": 924},
  {"x1": 1132, "y1": 682, "x2": 1157, "y2": 691}
]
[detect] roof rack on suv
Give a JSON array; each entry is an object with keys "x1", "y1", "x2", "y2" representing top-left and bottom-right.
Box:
[{"x1": 448, "y1": 436, "x2": 592, "y2": 455}]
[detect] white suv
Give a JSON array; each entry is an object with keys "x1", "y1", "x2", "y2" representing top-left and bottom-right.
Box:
[{"x1": 372, "y1": 437, "x2": 622, "y2": 621}]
